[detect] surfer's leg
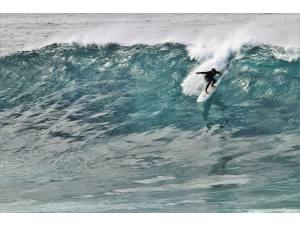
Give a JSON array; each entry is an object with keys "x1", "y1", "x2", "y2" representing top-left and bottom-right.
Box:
[
  {"x1": 205, "y1": 82, "x2": 211, "y2": 94},
  {"x1": 211, "y1": 78, "x2": 217, "y2": 87}
]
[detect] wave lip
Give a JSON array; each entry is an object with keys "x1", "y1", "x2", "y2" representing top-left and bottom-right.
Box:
[{"x1": 2, "y1": 14, "x2": 299, "y2": 56}]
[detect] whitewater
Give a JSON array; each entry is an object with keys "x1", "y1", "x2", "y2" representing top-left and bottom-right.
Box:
[{"x1": 0, "y1": 14, "x2": 300, "y2": 212}]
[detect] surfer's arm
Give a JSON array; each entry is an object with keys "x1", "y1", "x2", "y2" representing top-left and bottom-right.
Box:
[
  {"x1": 216, "y1": 71, "x2": 222, "y2": 76},
  {"x1": 196, "y1": 72, "x2": 209, "y2": 75}
]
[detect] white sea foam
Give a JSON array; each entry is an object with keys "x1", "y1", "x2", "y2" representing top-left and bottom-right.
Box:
[
  {"x1": 133, "y1": 176, "x2": 175, "y2": 184},
  {"x1": 2, "y1": 14, "x2": 298, "y2": 54},
  {"x1": 50, "y1": 14, "x2": 299, "y2": 49},
  {"x1": 113, "y1": 174, "x2": 250, "y2": 194}
]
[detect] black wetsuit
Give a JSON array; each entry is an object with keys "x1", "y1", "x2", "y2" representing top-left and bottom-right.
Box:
[{"x1": 196, "y1": 70, "x2": 221, "y2": 93}]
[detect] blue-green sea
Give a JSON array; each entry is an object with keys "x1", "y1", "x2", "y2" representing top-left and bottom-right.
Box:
[{"x1": 0, "y1": 14, "x2": 300, "y2": 212}]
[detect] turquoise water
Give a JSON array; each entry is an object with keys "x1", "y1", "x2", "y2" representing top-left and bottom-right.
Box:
[{"x1": 0, "y1": 14, "x2": 300, "y2": 212}]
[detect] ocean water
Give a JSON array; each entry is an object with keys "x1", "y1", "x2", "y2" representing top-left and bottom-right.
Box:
[{"x1": 0, "y1": 14, "x2": 300, "y2": 212}]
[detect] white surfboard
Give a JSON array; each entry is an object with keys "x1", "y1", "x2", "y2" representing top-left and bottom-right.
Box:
[{"x1": 197, "y1": 75, "x2": 223, "y2": 103}]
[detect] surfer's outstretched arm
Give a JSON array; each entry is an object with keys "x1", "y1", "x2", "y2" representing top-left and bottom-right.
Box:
[{"x1": 196, "y1": 71, "x2": 209, "y2": 75}]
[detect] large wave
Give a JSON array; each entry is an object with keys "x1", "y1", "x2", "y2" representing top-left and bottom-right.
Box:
[
  {"x1": 3, "y1": 14, "x2": 299, "y2": 99},
  {"x1": 1, "y1": 43, "x2": 299, "y2": 134}
]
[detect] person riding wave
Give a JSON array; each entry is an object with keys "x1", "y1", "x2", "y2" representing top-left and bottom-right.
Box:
[{"x1": 196, "y1": 68, "x2": 222, "y2": 94}]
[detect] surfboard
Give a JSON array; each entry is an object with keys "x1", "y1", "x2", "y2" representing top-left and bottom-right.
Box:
[{"x1": 197, "y1": 75, "x2": 223, "y2": 102}]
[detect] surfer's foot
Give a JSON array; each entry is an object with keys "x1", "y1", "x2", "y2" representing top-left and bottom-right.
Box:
[{"x1": 205, "y1": 91, "x2": 209, "y2": 94}]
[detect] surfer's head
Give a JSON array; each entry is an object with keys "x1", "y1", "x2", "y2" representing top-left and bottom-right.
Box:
[{"x1": 211, "y1": 68, "x2": 216, "y2": 72}]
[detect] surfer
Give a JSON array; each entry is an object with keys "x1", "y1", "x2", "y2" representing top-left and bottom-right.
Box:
[{"x1": 196, "y1": 68, "x2": 222, "y2": 94}]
